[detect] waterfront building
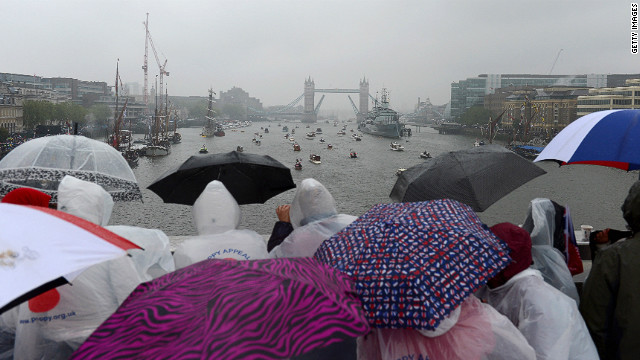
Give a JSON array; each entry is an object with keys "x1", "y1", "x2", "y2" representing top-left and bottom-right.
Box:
[
  {"x1": 217, "y1": 86, "x2": 263, "y2": 121},
  {"x1": 0, "y1": 84, "x2": 22, "y2": 133},
  {"x1": 450, "y1": 73, "x2": 637, "y2": 120},
  {"x1": 576, "y1": 79, "x2": 640, "y2": 116}
]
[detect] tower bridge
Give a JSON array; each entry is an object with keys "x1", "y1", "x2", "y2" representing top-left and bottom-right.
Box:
[{"x1": 248, "y1": 77, "x2": 372, "y2": 123}]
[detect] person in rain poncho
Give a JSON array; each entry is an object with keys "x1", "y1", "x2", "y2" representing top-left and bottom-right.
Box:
[
  {"x1": 57, "y1": 175, "x2": 175, "y2": 281},
  {"x1": 270, "y1": 178, "x2": 357, "y2": 258},
  {"x1": 580, "y1": 180, "x2": 640, "y2": 359},
  {"x1": 521, "y1": 198, "x2": 580, "y2": 304},
  {"x1": 172, "y1": 180, "x2": 269, "y2": 269},
  {"x1": 4, "y1": 176, "x2": 145, "y2": 359},
  {"x1": 0, "y1": 188, "x2": 53, "y2": 360},
  {"x1": 356, "y1": 295, "x2": 537, "y2": 360},
  {"x1": 476, "y1": 222, "x2": 598, "y2": 360}
]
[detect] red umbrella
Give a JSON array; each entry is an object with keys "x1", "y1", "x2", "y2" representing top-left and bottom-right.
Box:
[{"x1": 0, "y1": 203, "x2": 140, "y2": 313}]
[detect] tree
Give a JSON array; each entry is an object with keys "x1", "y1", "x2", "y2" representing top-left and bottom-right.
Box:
[
  {"x1": 221, "y1": 104, "x2": 245, "y2": 120},
  {"x1": 88, "y1": 104, "x2": 112, "y2": 128},
  {"x1": 0, "y1": 127, "x2": 8, "y2": 142},
  {"x1": 459, "y1": 106, "x2": 493, "y2": 126},
  {"x1": 186, "y1": 100, "x2": 209, "y2": 119},
  {"x1": 22, "y1": 101, "x2": 54, "y2": 129}
]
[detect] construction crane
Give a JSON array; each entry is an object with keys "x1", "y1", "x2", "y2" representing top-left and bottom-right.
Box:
[
  {"x1": 548, "y1": 48, "x2": 563, "y2": 75},
  {"x1": 142, "y1": 13, "x2": 169, "y2": 113}
]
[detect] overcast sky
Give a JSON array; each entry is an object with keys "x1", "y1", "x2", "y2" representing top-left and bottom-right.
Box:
[{"x1": 4, "y1": 1, "x2": 639, "y2": 113}]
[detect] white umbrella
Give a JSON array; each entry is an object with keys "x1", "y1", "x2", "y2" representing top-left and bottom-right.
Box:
[{"x1": 0, "y1": 203, "x2": 140, "y2": 313}]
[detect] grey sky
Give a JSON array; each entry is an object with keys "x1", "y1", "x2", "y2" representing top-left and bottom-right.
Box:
[{"x1": 4, "y1": 1, "x2": 638, "y2": 113}]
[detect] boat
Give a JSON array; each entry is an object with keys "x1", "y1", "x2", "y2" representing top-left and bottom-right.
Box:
[
  {"x1": 327, "y1": 144, "x2": 333, "y2": 150},
  {"x1": 358, "y1": 88, "x2": 405, "y2": 138},
  {"x1": 396, "y1": 168, "x2": 407, "y2": 176},
  {"x1": 199, "y1": 145, "x2": 208, "y2": 154},
  {"x1": 305, "y1": 132, "x2": 316, "y2": 139},
  {"x1": 319, "y1": 138, "x2": 325, "y2": 143},
  {"x1": 282, "y1": 125, "x2": 289, "y2": 132},
  {"x1": 352, "y1": 134, "x2": 362, "y2": 141},
  {"x1": 508, "y1": 144, "x2": 544, "y2": 160},
  {"x1": 294, "y1": 159, "x2": 303, "y2": 170},
  {"x1": 390, "y1": 142, "x2": 405, "y2": 151},
  {"x1": 315, "y1": 128, "x2": 323, "y2": 134},
  {"x1": 289, "y1": 137, "x2": 295, "y2": 142},
  {"x1": 349, "y1": 151, "x2": 358, "y2": 158},
  {"x1": 309, "y1": 154, "x2": 321, "y2": 164},
  {"x1": 473, "y1": 139, "x2": 485, "y2": 147},
  {"x1": 214, "y1": 124, "x2": 225, "y2": 137},
  {"x1": 236, "y1": 145, "x2": 244, "y2": 152},
  {"x1": 337, "y1": 129, "x2": 346, "y2": 135},
  {"x1": 201, "y1": 89, "x2": 217, "y2": 137},
  {"x1": 255, "y1": 139, "x2": 261, "y2": 146},
  {"x1": 264, "y1": 128, "x2": 269, "y2": 134},
  {"x1": 293, "y1": 143, "x2": 301, "y2": 151},
  {"x1": 420, "y1": 151, "x2": 432, "y2": 159}
]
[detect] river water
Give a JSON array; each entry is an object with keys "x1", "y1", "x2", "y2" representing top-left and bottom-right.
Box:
[{"x1": 110, "y1": 123, "x2": 638, "y2": 242}]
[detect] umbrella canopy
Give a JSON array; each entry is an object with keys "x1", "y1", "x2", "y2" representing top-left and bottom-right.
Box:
[
  {"x1": 0, "y1": 135, "x2": 142, "y2": 201},
  {"x1": 71, "y1": 257, "x2": 370, "y2": 360},
  {"x1": 147, "y1": 151, "x2": 296, "y2": 205},
  {"x1": 314, "y1": 199, "x2": 511, "y2": 330},
  {"x1": 0, "y1": 203, "x2": 140, "y2": 313},
  {"x1": 390, "y1": 144, "x2": 546, "y2": 212},
  {"x1": 534, "y1": 109, "x2": 640, "y2": 170}
]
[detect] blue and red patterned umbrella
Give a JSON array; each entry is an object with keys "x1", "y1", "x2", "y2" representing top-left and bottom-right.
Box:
[{"x1": 314, "y1": 199, "x2": 511, "y2": 330}]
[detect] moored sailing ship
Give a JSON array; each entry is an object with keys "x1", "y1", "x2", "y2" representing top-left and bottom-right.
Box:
[{"x1": 202, "y1": 88, "x2": 217, "y2": 137}]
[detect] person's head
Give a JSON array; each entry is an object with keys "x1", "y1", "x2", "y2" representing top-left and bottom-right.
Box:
[
  {"x1": 1, "y1": 187, "x2": 51, "y2": 207},
  {"x1": 487, "y1": 222, "x2": 533, "y2": 288},
  {"x1": 290, "y1": 178, "x2": 337, "y2": 228},
  {"x1": 622, "y1": 180, "x2": 640, "y2": 233},
  {"x1": 57, "y1": 175, "x2": 114, "y2": 226},
  {"x1": 192, "y1": 180, "x2": 241, "y2": 235}
]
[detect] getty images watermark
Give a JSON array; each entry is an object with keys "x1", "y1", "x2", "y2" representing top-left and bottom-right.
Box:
[{"x1": 632, "y1": 3, "x2": 638, "y2": 53}]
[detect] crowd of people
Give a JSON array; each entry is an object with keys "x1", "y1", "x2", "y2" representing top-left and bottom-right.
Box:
[{"x1": 1, "y1": 175, "x2": 639, "y2": 359}]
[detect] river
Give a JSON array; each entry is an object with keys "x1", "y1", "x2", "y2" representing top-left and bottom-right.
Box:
[{"x1": 109, "y1": 122, "x2": 638, "y2": 244}]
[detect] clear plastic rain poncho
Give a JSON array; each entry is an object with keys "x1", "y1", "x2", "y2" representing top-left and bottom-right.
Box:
[
  {"x1": 356, "y1": 295, "x2": 536, "y2": 360},
  {"x1": 271, "y1": 178, "x2": 357, "y2": 258},
  {"x1": 173, "y1": 180, "x2": 269, "y2": 269},
  {"x1": 521, "y1": 198, "x2": 580, "y2": 304},
  {"x1": 0, "y1": 135, "x2": 141, "y2": 202},
  {"x1": 6, "y1": 176, "x2": 144, "y2": 359},
  {"x1": 476, "y1": 268, "x2": 598, "y2": 359},
  {"x1": 58, "y1": 175, "x2": 175, "y2": 281}
]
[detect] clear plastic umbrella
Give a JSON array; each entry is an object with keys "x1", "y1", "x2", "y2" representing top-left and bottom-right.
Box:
[{"x1": 0, "y1": 135, "x2": 142, "y2": 201}]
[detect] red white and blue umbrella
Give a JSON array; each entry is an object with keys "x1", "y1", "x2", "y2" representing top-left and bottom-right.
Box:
[
  {"x1": 535, "y1": 109, "x2": 640, "y2": 170},
  {"x1": 313, "y1": 199, "x2": 511, "y2": 330}
]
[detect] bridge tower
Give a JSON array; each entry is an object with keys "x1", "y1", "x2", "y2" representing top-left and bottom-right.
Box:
[
  {"x1": 303, "y1": 76, "x2": 316, "y2": 123},
  {"x1": 358, "y1": 77, "x2": 369, "y2": 121}
]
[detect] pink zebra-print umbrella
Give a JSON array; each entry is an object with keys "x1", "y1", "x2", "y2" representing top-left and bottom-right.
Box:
[{"x1": 71, "y1": 257, "x2": 369, "y2": 359}]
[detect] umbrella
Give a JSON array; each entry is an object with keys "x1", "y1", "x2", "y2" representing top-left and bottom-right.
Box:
[
  {"x1": 70, "y1": 257, "x2": 370, "y2": 360},
  {"x1": 147, "y1": 151, "x2": 296, "y2": 205},
  {"x1": 0, "y1": 135, "x2": 142, "y2": 201},
  {"x1": 390, "y1": 144, "x2": 546, "y2": 212},
  {"x1": 314, "y1": 199, "x2": 511, "y2": 330},
  {"x1": 0, "y1": 203, "x2": 140, "y2": 313},
  {"x1": 534, "y1": 109, "x2": 640, "y2": 170}
]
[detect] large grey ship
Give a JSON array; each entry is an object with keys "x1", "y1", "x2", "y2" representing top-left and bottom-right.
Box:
[{"x1": 358, "y1": 89, "x2": 405, "y2": 138}]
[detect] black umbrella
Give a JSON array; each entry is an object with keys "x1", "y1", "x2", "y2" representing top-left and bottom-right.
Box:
[
  {"x1": 147, "y1": 151, "x2": 296, "y2": 205},
  {"x1": 389, "y1": 145, "x2": 546, "y2": 212}
]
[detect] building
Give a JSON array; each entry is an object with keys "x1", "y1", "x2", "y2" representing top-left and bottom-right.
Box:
[
  {"x1": 45, "y1": 77, "x2": 110, "y2": 106},
  {"x1": 217, "y1": 87, "x2": 263, "y2": 121},
  {"x1": 450, "y1": 73, "x2": 638, "y2": 120},
  {"x1": 576, "y1": 79, "x2": 640, "y2": 116},
  {"x1": 0, "y1": 84, "x2": 22, "y2": 133}
]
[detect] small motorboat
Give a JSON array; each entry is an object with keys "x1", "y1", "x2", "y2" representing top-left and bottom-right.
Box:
[
  {"x1": 255, "y1": 139, "x2": 261, "y2": 146},
  {"x1": 337, "y1": 130, "x2": 346, "y2": 135},
  {"x1": 396, "y1": 168, "x2": 407, "y2": 176},
  {"x1": 349, "y1": 151, "x2": 357, "y2": 159},
  {"x1": 289, "y1": 137, "x2": 295, "y2": 142},
  {"x1": 309, "y1": 154, "x2": 321, "y2": 164},
  {"x1": 315, "y1": 128, "x2": 323, "y2": 134},
  {"x1": 305, "y1": 132, "x2": 316, "y2": 139},
  {"x1": 294, "y1": 159, "x2": 302, "y2": 170},
  {"x1": 420, "y1": 151, "x2": 431, "y2": 159},
  {"x1": 293, "y1": 143, "x2": 301, "y2": 151},
  {"x1": 390, "y1": 142, "x2": 405, "y2": 151},
  {"x1": 319, "y1": 138, "x2": 326, "y2": 143},
  {"x1": 327, "y1": 144, "x2": 333, "y2": 150},
  {"x1": 236, "y1": 145, "x2": 244, "y2": 152},
  {"x1": 264, "y1": 128, "x2": 269, "y2": 134},
  {"x1": 199, "y1": 145, "x2": 208, "y2": 154},
  {"x1": 352, "y1": 134, "x2": 362, "y2": 141}
]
